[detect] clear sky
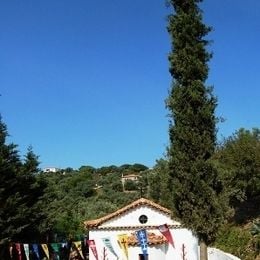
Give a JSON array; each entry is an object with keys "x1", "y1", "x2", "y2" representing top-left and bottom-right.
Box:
[{"x1": 0, "y1": 1, "x2": 259, "y2": 170}]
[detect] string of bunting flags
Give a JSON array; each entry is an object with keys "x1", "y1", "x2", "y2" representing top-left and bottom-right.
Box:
[
  {"x1": 7, "y1": 240, "x2": 86, "y2": 260},
  {"x1": 6, "y1": 224, "x2": 174, "y2": 260},
  {"x1": 88, "y1": 224, "x2": 175, "y2": 260}
]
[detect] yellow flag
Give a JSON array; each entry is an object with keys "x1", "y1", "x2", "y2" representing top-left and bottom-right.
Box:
[
  {"x1": 73, "y1": 241, "x2": 84, "y2": 259},
  {"x1": 117, "y1": 234, "x2": 129, "y2": 260},
  {"x1": 41, "y1": 244, "x2": 49, "y2": 259}
]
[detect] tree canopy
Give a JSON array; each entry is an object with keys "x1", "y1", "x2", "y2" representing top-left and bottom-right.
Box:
[
  {"x1": 214, "y1": 128, "x2": 260, "y2": 223},
  {"x1": 0, "y1": 117, "x2": 43, "y2": 245}
]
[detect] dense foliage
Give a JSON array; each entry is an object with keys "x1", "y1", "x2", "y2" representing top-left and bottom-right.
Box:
[
  {"x1": 36, "y1": 164, "x2": 148, "y2": 242},
  {"x1": 0, "y1": 118, "x2": 44, "y2": 248},
  {"x1": 214, "y1": 221, "x2": 260, "y2": 260},
  {"x1": 214, "y1": 128, "x2": 260, "y2": 208},
  {"x1": 212, "y1": 128, "x2": 260, "y2": 259},
  {"x1": 0, "y1": 112, "x2": 259, "y2": 258},
  {"x1": 166, "y1": 1, "x2": 230, "y2": 253}
]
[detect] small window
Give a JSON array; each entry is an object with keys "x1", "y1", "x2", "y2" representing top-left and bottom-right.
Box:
[{"x1": 139, "y1": 215, "x2": 148, "y2": 224}]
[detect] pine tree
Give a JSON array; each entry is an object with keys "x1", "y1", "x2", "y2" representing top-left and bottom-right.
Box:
[
  {"x1": 0, "y1": 117, "x2": 44, "y2": 247},
  {"x1": 0, "y1": 117, "x2": 24, "y2": 244},
  {"x1": 166, "y1": 1, "x2": 230, "y2": 259},
  {"x1": 17, "y1": 146, "x2": 45, "y2": 241},
  {"x1": 23, "y1": 145, "x2": 40, "y2": 174}
]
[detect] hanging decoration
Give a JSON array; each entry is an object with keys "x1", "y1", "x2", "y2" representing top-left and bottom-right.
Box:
[
  {"x1": 87, "y1": 239, "x2": 99, "y2": 260},
  {"x1": 15, "y1": 243, "x2": 22, "y2": 260},
  {"x1": 73, "y1": 241, "x2": 84, "y2": 259},
  {"x1": 23, "y1": 244, "x2": 30, "y2": 260},
  {"x1": 32, "y1": 244, "x2": 40, "y2": 260},
  {"x1": 101, "y1": 237, "x2": 119, "y2": 259},
  {"x1": 117, "y1": 233, "x2": 129, "y2": 260},
  {"x1": 41, "y1": 243, "x2": 50, "y2": 259},
  {"x1": 158, "y1": 224, "x2": 175, "y2": 247},
  {"x1": 135, "y1": 229, "x2": 148, "y2": 256}
]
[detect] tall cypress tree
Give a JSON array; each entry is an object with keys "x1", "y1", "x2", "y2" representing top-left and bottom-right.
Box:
[{"x1": 166, "y1": 1, "x2": 230, "y2": 259}]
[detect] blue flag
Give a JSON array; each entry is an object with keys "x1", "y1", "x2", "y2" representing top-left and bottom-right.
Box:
[
  {"x1": 32, "y1": 244, "x2": 40, "y2": 260},
  {"x1": 136, "y1": 229, "x2": 148, "y2": 256}
]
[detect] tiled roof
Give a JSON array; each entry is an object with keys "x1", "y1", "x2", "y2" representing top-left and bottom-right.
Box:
[
  {"x1": 84, "y1": 198, "x2": 172, "y2": 229},
  {"x1": 127, "y1": 232, "x2": 167, "y2": 246}
]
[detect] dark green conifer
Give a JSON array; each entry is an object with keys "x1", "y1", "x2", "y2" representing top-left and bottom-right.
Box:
[
  {"x1": 166, "y1": 1, "x2": 230, "y2": 258},
  {"x1": 0, "y1": 117, "x2": 24, "y2": 244},
  {"x1": 0, "y1": 117, "x2": 43, "y2": 246},
  {"x1": 23, "y1": 145, "x2": 40, "y2": 175}
]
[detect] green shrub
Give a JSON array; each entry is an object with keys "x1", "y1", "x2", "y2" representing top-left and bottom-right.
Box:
[{"x1": 214, "y1": 224, "x2": 259, "y2": 260}]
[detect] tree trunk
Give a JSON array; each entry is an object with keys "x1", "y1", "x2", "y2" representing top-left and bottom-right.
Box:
[{"x1": 200, "y1": 240, "x2": 208, "y2": 260}]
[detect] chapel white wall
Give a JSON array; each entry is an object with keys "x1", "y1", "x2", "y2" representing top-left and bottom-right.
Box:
[{"x1": 89, "y1": 228, "x2": 199, "y2": 260}]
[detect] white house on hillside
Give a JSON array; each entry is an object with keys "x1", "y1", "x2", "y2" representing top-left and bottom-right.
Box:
[{"x1": 42, "y1": 167, "x2": 60, "y2": 173}]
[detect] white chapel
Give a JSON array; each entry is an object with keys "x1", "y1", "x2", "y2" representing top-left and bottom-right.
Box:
[{"x1": 84, "y1": 198, "x2": 199, "y2": 260}]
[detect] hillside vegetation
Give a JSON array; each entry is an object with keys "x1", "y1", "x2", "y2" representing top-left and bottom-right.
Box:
[{"x1": 0, "y1": 116, "x2": 259, "y2": 259}]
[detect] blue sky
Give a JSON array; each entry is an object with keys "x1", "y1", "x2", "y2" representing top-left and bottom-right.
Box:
[{"x1": 0, "y1": 1, "x2": 259, "y2": 169}]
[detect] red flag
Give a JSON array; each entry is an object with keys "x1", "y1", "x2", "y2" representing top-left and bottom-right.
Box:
[
  {"x1": 158, "y1": 224, "x2": 175, "y2": 247},
  {"x1": 87, "y1": 240, "x2": 99, "y2": 260},
  {"x1": 15, "y1": 243, "x2": 22, "y2": 260}
]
